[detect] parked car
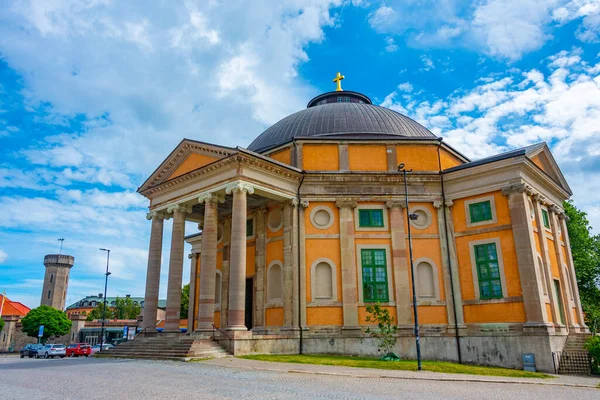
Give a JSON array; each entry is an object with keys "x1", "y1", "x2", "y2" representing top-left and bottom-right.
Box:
[
  {"x1": 66, "y1": 343, "x2": 92, "y2": 357},
  {"x1": 20, "y1": 343, "x2": 44, "y2": 358},
  {"x1": 37, "y1": 344, "x2": 66, "y2": 358},
  {"x1": 90, "y1": 343, "x2": 113, "y2": 354}
]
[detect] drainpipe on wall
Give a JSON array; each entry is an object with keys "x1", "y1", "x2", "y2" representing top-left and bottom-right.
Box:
[{"x1": 437, "y1": 138, "x2": 463, "y2": 364}]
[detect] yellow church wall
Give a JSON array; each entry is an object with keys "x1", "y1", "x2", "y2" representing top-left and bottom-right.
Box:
[
  {"x1": 266, "y1": 308, "x2": 284, "y2": 326},
  {"x1": 530, "y1": 155, "x2": 546, "y2": 172},
  {"x1": 464, "y1": 302, "x2": 526, "y2": 323},
  {"x1": 452, "y1": 191, "x2": 511, "y2": 232},
  {"x1": 349, "y1": 145, "x2": 387, "y2": 171},
  {"x1": 396, "y1": 144, "x2": 440, "y2": 171},
  {"x1": 534, "y1": 231, "x2": 542, "y2": 254},
  {"x1": 359, "y1": 306, "x2": 396, "y2": 325},
  {"x1": 546, "y1": 237, "x2": 560, "y2": 279},
  {"x1": 169, "y1": 153, "x2": 219, "y2": 179},
  {"x1": 407, "y1": 203, "x2": 439, "y2": 235},
  {"x1": 439, "y1": 148, "x2": 464, "y2": 169},
  {"x1": 546, "y1": 304, "x2": 554, "y2": 323},
  {"x1": 305, "y1": 238, "x2": 342, "y2": 304},
  {"x1": 305, "y1": 201, "x2": 339, "y2": 235},
  {"x1": 307, "y1": 307, "x2": 344, "y2": 326},
  {"x1": 303, "y1": 144, "x2": 339, "y2": 171},
  {"x1": 268, "y1": 147, "x2": 292, "y2": 165},
  {"x1": 455, "y1": 231, "x2": 522, "y2": 300},
  {"x1": 246, "y1": 244, "x2": 256, "y2": 277},
  {"x1": 214, "y1": 311, "x2": 221, "y2": 329},
  {"x1": 417, "y1": 306, "x2": 448, "y2": 325},
  {"x1": 266, "y1": 241, "x2": 284, "y2": 266}
]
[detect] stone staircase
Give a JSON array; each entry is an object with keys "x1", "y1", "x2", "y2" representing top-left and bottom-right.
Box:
[
  {"x1": 97, "y1": 335, "x2": 230, "y2": 361},
  {"x1": 557, "y1": 333, "x2": 592, "y2": 375}
]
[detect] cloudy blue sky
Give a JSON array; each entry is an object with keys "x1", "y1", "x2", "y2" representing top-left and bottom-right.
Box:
[{"x1": 1, "y1": 0, "x2": 599, "y2": 309}]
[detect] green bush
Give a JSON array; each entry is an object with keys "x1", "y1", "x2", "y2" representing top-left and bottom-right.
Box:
[{"x1": 585, "y1": 336, "x2": 600, "y2": 375}]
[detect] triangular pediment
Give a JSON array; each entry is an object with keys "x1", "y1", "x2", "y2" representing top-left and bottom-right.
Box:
[
  {"x1": 138, "y1": 139, "x2": 235, "y2": 193},
  {"x1": 525, "y1": 143, "x2": 572, "y2": 195}
]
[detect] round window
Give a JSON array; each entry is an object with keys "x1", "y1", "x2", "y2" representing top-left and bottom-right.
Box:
[{"x1": 310, "y1": 206, "x2": 334, "y2": 230}]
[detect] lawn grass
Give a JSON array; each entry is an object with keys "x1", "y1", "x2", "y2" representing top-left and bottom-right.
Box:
[{"x1": 240, "y1": 354, "x2": 553, "y2": 379}]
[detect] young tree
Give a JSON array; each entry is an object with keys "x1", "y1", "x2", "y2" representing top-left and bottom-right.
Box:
[
  {"x1": 86, "y1": 302, "x2": 115, "y2": 321},
  {"x1": 0, "y1": 317, "x2": 4, "y2": 333},
  {"x1": 180, "y1": 284, "x2": 189, "y2": 319},
  {"x1": 21, "y1": 306, "x2": 71, "y2": 341},
  {"x1": 564, "y1": 200, "x2": 600, "y2": 332},
  {"x1": 114, "y1": 296, "x2": 141, "y2": 319},
  {"x1": 365, "y1": 303, "x2": 399, "y2": 360}
]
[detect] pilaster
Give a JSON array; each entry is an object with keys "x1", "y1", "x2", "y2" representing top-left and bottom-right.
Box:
[
  {"x1": 221, "y1": 219, "x2": 231, "y2": 329},
  {"x1": 336, "y1": 198, "x2": 360, "y2": 332},
  {"x1": 254, "y1": 208, "x2": 267, "y2": 328},
  {"x1": 299, "y1": 200, "x2": 309, "y2": 328},
  {"x1": 386, "y1": 200, "x2": 411, "y2": 328},
  {"x1": 142, "y1": 212, "x2": 165, "y2": 331},
  {"x1": 282, "y1": 199, "x2": 298, "y2": 327},
  {"x1": 187, "y1": 252, "x2": 198, "y2": 333}
]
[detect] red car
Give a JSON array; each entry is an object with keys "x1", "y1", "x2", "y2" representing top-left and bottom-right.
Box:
[{"x1": 66, "y1": 343, "x2": 92, "y2": 357}]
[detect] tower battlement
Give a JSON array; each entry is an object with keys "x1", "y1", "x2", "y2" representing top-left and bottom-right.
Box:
[{"x1": 44, "y1": 254, "x2": 75, "y2": 268}]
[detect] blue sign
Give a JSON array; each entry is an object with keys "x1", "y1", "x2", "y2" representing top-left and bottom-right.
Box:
[
  {"x1": 123, "y1": 326, "x2": 128, "y2": 339},
  {"x1": 522, "y1": 353, "x2": 536, "y2": 372},
  {"x1": 38, "y1": 325, "x2": 44, "y2": 338}
]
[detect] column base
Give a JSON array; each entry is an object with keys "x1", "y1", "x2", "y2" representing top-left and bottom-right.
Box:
[
  {"x1": 161, "y1": 330, "x2": 184, "y2": 337},
  {"x1": 523, "y1": 322, "x2": 555, "y2": 334},
  {"x1": 224, "y1": 330, "x2": 253, "y2": 339},
  {"x1": 446, "y1": 324, "x2": 468, "y2": 336}
]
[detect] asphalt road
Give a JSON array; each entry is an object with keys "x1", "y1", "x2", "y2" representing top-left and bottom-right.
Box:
[{"x1": 0, "y1": 356, "x2": 598, "y2": 400}]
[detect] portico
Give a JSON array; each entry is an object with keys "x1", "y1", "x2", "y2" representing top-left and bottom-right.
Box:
[{"x1": 139, "y1": 142, "x2": 302, "y2": 335}]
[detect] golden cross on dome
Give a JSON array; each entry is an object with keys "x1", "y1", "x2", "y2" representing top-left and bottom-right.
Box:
[{"x1": 333, "y1": 72, "x2": 345, "y2": 91}]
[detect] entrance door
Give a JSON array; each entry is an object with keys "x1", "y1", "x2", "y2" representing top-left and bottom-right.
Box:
[{"x1": 245, "y1": 278, "x2": 253, "y2": 330}]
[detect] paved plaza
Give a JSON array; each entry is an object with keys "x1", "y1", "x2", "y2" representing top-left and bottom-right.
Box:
[{"x1": 0, "y1": 356, "x2": 599, "y2": 400}]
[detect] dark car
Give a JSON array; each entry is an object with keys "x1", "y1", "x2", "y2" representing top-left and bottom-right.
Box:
[{"x1": 20, "y1": 343, "x2": 43, "y2": 358}]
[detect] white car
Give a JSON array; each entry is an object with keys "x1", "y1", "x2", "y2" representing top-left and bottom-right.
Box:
[
  {"x1": 38, "y1": 344, "x2": 66, "y2": 358},
  {"x1": 91, "y1": 343, "x2": 113, "y2": 354}
]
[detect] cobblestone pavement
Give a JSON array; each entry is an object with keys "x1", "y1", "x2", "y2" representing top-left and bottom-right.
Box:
[{"x1": 0, "y1": 356, "x2": 598, "y2": 400}]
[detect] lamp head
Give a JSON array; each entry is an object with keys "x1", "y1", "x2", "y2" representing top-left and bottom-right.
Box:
[
  {"x1": 397, "y1": 163, "x2": 405, "y2": 171},
  {"x1": 409, "y1": 213, "x2": 419, "y2": 221}
]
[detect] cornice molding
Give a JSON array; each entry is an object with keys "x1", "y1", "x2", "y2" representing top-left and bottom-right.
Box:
[
  {"x1": 385, "y1": 200, "x2": 406, "y2": 209},
  {"x1": 335, "y1": 198, "x2": 358, "y2": 209}
]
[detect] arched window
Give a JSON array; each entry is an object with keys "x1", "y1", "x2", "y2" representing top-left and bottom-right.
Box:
[
  {"x1": 215, "y1": 270, "x2": 223, "y2": 307},
  {"x1": 315, "y1": 263, "x2": 333, "y2": 298},
  {"x1": 267, "y1": 262, "x2": 283, "y2": 302},
  {"x1": 82, "y1": 301, "x2": 89, "y2": 307},
  {"x1": 90, "y1": 301, "x2": 96, "y2": 307},
  {"x1": 416, "y1": 261, "x2": 436, "y2": 299}
]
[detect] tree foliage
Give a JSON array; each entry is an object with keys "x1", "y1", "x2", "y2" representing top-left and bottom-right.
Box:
[
  {"x1": 585, "y1": 336, "x2": 600, "y2": 375},
  {"x1": 86, "y1": 302, "x2": 114, "y2": 321},
  {"x1": 114, "y1": 297, "x2": 141, "y2": 319},
  {"x1": 0, "y1": 317, "x2": 4, "y2": 333},
  {"x1": 365, "y1": 303, "x2": 399, "y2": 358},
  {"x1": 21, "y1": 306, "x2": 71, "y2": 341},
  {"x1": 180, "y1": 284, "x2": 189, "y2": 319},
  {"x1": 564, "y1": 200, "x2": 600, "y2": 333}
]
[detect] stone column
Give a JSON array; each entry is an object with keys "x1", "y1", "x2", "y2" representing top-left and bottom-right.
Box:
[
  {"x1": 299, "y1": 200, "x2": 309, "y2": 328},
  {"x1": 142, "y1": 212, "x2": 164, "y2": 331},
  {"x1": 549, "y1": 207, "x2": 576, "y2": 330},
  {"x1": 187, "y1": 253, "x2": 198, "y2": 333},
  {"x1": 164, "y1": 206, "x2": 190, "y2": 332},
  {"x1": 283, "y1": 200, "x2": 298, "y2": 327},
  {"x1": 336, "y1": 199, "x2": 360, "y2": 331},
  {"x1": 387, "y1": 200, "x2": 411, "y2": 328},
  {"x1": 559, "y1": 214, "x2": 589, "y2": 332},
  {"x1": 533, "y1": 196, "x2": 562, "y2": 327},
  {"x1": 196, "y1": 195, "x2": 220, "y2": 333},
  {"x1": 221, "y1": 219, "x2": 231, "y2": 328},
  {"x1": 254, "y1": 208, "x2": 267, "y2": 329},
  {"x1": 503, "y1": 184, "x2": 552, "y2": 332},
  {"x1": 226, "y1": 182, "x2": 254, "y2": 331}
]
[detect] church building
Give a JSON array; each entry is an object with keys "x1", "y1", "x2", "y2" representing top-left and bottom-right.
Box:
[{"x1": 137, "y1": 75, "x2": 588, "y2": 373}]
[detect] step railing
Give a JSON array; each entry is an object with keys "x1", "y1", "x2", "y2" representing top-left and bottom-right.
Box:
[
  {"x1": 212, "y1": 324, "x2": 232, "y2": 353},
  {"x1": 552, "y1": 351, "x2": 593, "y2": 375}
]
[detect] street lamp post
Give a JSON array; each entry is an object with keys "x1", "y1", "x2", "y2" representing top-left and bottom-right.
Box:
[
  {"x1": 99, "y1": 248, "x2": 111, "y2": 352},
  {"x1": 398, "y1": 163, "x2": 422, "y2": 371}
]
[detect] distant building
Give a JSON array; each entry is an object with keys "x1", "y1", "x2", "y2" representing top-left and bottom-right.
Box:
[
  {"x1": 0, "y1": 294, "x2": 31, "y2": 352},
  {"x1": 66, "y1": 294, "x2": 167, "y2": 321},
  {"x1": 41, "y1": 254, "x2": 74, "y2": 311}
]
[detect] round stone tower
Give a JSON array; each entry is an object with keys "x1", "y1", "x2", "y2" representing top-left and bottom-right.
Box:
[{"x1": 41, "y1": 254, "x2": 75, "y2": 311}]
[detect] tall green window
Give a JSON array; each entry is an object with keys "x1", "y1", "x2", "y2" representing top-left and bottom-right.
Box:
[
  {"x1": 361, "y1": 249, "x2": 389, "y2": 302},
  {"x1": 474, "y1": 242, "x2": 503, "y2": 299},
  {"x1": 246, "y1": 218, "x2": 254, "y2": 237},
  {"x1": 469, "y1": 200, "x2": 493, "y2": 223},
  {"x1": 542, "y1": 209, "x2": 550, "y2": 229},
  {"x1": 358, "y1": 209, "x2": 384, "y2": 227}
]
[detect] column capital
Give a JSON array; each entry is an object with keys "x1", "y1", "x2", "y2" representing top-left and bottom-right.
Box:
[
  {"x1": 225, "y1": 181, "x2": 255, "y2": 195},
  {"x1": 286, "y1": 198, "x2": 299, "y2": 208},
  {"x1": 386, "y1": 200, "x2": 406, "y2": 209},
  {"x1": 549, "y1": 204, "x2": 563, "y2": 215},
  {"x1": 188, "y1": 252, "x2": 199, "y2": 260},
  {"x1": 300, "y1": 199, "x2": 310, "y2": 208},
  {"x1": 166, "y1": 203, "x2": 193, "y2": 214},
  {"x1": 335, "y1": 198, "x2": 358, "y2": 209},
  {"x1": 146, "y1": 211, "x2": 167, "y2": 221},
  {"x1": 198, "y1": 192, "x2": 225, "y2": 204},
  {"x1": 558, "y1": 213, "x2": 569, "y2": 221}
]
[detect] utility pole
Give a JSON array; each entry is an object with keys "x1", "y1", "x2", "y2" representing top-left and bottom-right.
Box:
[{"x1": 99, "y1": 248, "x2": 111, "y2": 352}]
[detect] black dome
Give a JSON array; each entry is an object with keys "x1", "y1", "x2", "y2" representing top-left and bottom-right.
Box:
[{"x1": 248, "y1": 92, "x2": 437, "y2": 152}]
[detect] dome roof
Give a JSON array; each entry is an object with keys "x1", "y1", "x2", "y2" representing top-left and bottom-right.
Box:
[{"x1": 248, "y1": 91, "x2": 437, "y2": 152}]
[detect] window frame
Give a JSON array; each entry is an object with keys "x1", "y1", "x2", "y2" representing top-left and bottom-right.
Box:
[
  {"x1": 246, "y1": 216, "x2": 255, "y2": 239},
  {"x1": 541, "y1": 208, "x2": 550, "y2": 229},
  {"x1": 414, "y1": 257, "x2": 440, "y2": 301},
  {"x1": 354, "y1": 205, "x2": 388, "y2": 232},
  {"x1": 468, "y1": 237, "x2": 508, "y2": 301},
  {"x1": 464, "y1": 195, "x2": 498, "y2": 228},
  {"x1": 356, "y1": 244, "x2": 394, "y2": 305}
]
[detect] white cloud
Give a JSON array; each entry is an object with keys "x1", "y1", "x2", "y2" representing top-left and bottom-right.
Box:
[
  {"x1": 367, "y1": 5, "x2": 397, "y2": 30},
  {"x1": 397, "y1": 82, "x2": 413, "y2": 92},
  {"x1": 0, "y1": 249, "x2": 7, "y2": 263},
  {"x1": 420, "y1": 55, "x2": 435, "y2": 71},
  {"x1": 385, "y1": 37, "x2": 398, "y2": 52}
]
